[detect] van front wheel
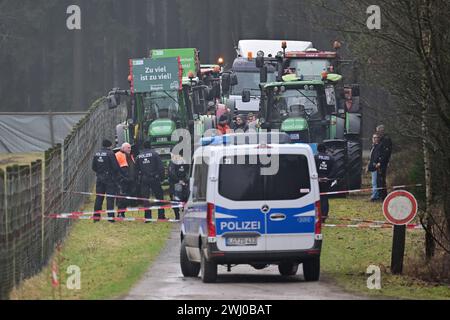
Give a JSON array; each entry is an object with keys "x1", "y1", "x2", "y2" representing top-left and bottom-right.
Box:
[
  {"x1": 180, "y1": 240, "x2": 200, "y2": 277},
  {"x1": 278, "y1": 262, "x2": 299, "y2": 276},
  {"x1": 201, "y1": 247, "x2": 217, "y2": 283},
  {"x1": 303, "y1": 258, "x2": 320, "y2": 281}
]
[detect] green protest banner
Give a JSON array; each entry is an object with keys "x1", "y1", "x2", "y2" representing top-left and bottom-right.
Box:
[{"x1": 129, "y1": 57, "x2": 181, "y2": 93}]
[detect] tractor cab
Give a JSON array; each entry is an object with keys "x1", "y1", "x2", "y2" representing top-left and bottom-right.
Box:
[
  {"x1": 261, "y1": 78, "x2": 340, "y2": 144},
  {"x1": 256, "y1": 41, "x2": 364, "y2": 191},
  {"x1": 139, "y1": 90, "x2": 181, "y2": 153},
  {"x1": 285, "y1": 50, "x2": 338, "y2": 81}
]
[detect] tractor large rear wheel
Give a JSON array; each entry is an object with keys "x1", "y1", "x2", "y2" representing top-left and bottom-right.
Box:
[
  {"x1": 323, "y1": 140, "x2": 348, "y2": 195},
  {"x1": 347, "y1": 140, "x2": 363, "y2": 190}
]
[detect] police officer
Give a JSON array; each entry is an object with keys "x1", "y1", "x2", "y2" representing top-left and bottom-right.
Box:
[
  {"x1": 315, "y1": 144, "x2": 335, "y2": 223},
  {"x1": 92, "y1": 139, "x2": 120, "y2": 222},
  {"x1": 115, "y1": 142, "x2": 136, "y2": 218},
  {"x1": 376, "y1": 125, "x2": 393, "y2": 200},
  {"x1": 135, "y1": 140, "x2": 166, "y2": 221},
  {"x1": 168, "y1": 154, "x2": 190, "y2": 220}
]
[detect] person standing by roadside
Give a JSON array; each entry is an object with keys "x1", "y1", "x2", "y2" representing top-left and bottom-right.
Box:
[
  {"x1": 247, "y1": 112, "x2": 259, "y2": 131},
  {"x1": 315, "y1": 144, "x2": 335, "y2": 223},
  {"x1": 367, "y1": 134, "x2": 382, "y2": 201},
  {"x1": 168, "y1": 154, "x2": 190, "y2": 220},
  {"x1": 115, "y1": 142, "x2": 136, "y2": 218},
  {"x1": 135, "y1": 140, "x2": 166, "y2": 221},
  {"x1": 376, "y1": 125, "x2": 393, "y2": 199},
  {"x1": 92, "y1": 139, "x2": 121, "y2": 222}
]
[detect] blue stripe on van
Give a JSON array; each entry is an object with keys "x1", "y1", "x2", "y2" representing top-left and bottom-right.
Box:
[
  {"x1": 215, "y1": 204, "x2": 315, "y2": 235},
  {"x1": 267, "y1": 215, "x2": 315, "y2": 234}
]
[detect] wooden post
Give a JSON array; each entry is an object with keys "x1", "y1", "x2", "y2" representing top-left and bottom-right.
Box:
[{"x1": 391, "y1": 225, "x2": 406, "y2": 274}]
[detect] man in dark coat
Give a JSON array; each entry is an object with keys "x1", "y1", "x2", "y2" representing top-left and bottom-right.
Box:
[
  {"x1": 168, "y1": 154, "x2": 190, "y2": 220},
  {"x1": 315, "y1": 144, "x2": 335, "y2": 223},
  {"x1": 92, "y1": 139, "x2": 121, "y2": 222},
  {"x1": 376, "y1": 125, "x2": 393, "y2": 199},
  {"x1": 135, "y1": 140, "x2": 166, "y2": 220}
]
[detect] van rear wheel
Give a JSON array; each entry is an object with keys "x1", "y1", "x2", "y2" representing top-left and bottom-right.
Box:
[
  {"x1": 278, "y1": 262, "x2": 299, "y2": 276},
  {"x1": 180, "y1": 240, "x2": 200, "y2": 277},
  {"x1": 303, "y1": 258, "x2": 320, "y2": 281},
  {"x1": 200, "y1": 247, "x2": 217, "y2": 283}
]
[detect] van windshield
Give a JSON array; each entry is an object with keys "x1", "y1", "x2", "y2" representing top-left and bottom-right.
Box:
[
  {"x1": 219, "y1": 154, "x2": 311, "y2": 201},
  {"x1": 231, "y1": 71, "x2": 276, "y2": 95}
]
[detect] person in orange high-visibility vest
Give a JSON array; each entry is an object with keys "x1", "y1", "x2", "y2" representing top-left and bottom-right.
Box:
[{"x1": 115, "y1": 143, "x2": 136, "y2": 219}]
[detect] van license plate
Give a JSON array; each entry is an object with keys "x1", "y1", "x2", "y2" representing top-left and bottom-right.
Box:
[{"x1": 226, "y1": 237, "x2": 257, "y2": 246}]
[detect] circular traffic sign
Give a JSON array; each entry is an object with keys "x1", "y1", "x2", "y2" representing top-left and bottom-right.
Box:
[{"x1": 383, "y1": 190, "x2": 418, "y2": 225}]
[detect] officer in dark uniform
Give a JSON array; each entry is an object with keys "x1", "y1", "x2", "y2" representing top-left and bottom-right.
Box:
[
  {"x1": 376, "y1": 125, "x2": 393, "y2": 200},
  {"x1": 135, "y1": 140, "x2": 166, "y2": 221},
  {"x1": 314, "y1": 144, "x2": 335, "y2": 223},
  {"x1": 168, "y1": 154, "x2": 190, "y2": 220},
  {"x1": 92, "y1": 139, "x2": 120, "y2": 222}
]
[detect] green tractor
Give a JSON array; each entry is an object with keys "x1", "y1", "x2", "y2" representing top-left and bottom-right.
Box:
[
  {"x1": 253, "y1": 44, "x2": 363, "y2": 191},
  {"x1": 107, "y1": 52, "x2": 216, "y2": 179},
  {"x1": 149, "y1": 49, "x2": 226, "y2": 146}
]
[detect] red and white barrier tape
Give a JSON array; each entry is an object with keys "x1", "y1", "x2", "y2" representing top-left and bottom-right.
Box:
[
  {"x1": 67, "y1": 183, "x2": 423, "y2": 200},
  {"x1": 65, "y1": 190, "x2": 183, "y2": 205},
  {"x1": 51, "y1": 260, "x2": 59, "y2": 287},
  {"x1": 45, "y1": 211, "x2": 422, "y2": 227},
  {"x1": 45, "y1": 204, "x2": 184, "y2": 219},
  {"x1": 320, "y1": 184, "x2": 423, "y2": 196},
  {"x1": 323, "y1": 223, "x2": 423, "y2": 230},
  {"x1": 47, "y1": 215, "x2": 180, "y2": 222},
  {"x1": 327, "y1": 216, "x2": 394, "y2": 225}
]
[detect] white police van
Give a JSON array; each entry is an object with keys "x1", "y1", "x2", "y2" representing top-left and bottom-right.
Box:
[{"x1": 180, "y1": 133, "x2": 322, "y2": 283}]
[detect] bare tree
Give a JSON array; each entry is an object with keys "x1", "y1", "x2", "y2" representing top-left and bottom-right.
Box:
[{"x1": 310, "y1": 0, "x2": 450, "y2": 263}]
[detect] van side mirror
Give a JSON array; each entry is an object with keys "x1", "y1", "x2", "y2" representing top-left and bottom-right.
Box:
[
  {"x1": 260, "y1": 66, "x2": 268, "y2": 83},
  {"x1": 107, "y1": 90, "x2": 121, "y2": 109},
  {"x1": 211, "y1": 82, "x2": 221, "y2": 100},
  {"x1": 222, "y1": 73, "x2": 231, "y2": 95},
  {"x1": 230, "y1": 73, "x2": 238, "y2": 86},
  {"x1": 260, "y1": 121, "x2": 271, "y2": 130},
  {"x1": 242, "y1": 90, "x2": 251, "y2": 103},
  {"x1": 203, "y1": 86, "x2": 212, "y2": 102},
  {"x1": 256, "y1": 56, "x2": 264, "y2": 68}
]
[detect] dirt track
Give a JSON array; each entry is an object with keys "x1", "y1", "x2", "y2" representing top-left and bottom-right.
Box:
[{"x1": 125, "y1": 225, "x2": 366, "y2": 300}]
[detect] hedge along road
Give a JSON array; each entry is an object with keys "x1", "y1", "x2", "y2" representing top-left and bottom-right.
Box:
[{"x1": 125, "y1": 225, "x2": 365, "y2": 300}]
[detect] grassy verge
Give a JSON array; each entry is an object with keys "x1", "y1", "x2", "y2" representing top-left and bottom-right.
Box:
[
  {"x1": 322, "y1": 196, "x2": 450, "y2": 299},
  {"x1": 10, "y1": 195, "x2": 175, "y2": 300}
]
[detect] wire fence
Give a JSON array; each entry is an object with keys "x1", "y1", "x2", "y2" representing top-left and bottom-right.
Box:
[{"x1": 0, "y1": 98, "x2": 126, "y2": 299}]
